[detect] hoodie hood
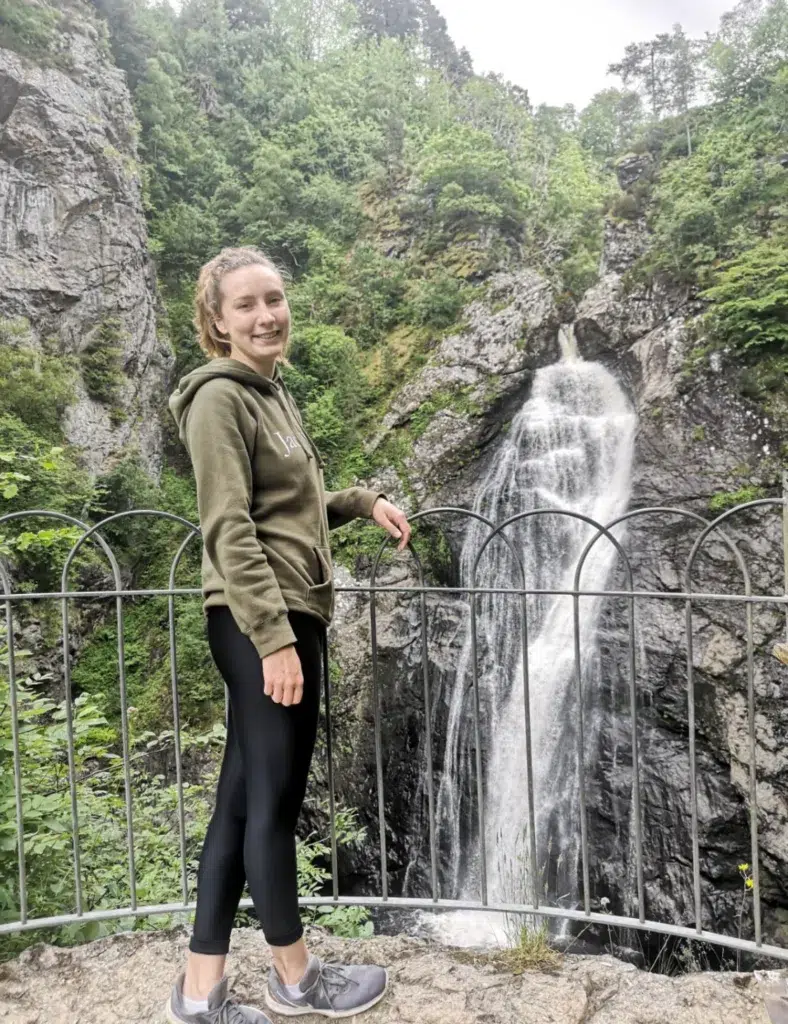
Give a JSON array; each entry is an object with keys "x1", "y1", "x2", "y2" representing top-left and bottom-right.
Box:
[{"x1": 169, "y1": 358, "x2": 278, "y2": 441}]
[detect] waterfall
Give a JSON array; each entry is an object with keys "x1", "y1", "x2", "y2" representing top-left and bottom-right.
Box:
[{"x1": 421, "y1": 325, "x2": 637, "y2": 946}]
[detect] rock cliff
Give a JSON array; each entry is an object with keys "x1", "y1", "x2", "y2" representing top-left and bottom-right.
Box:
[{"x1": 0, "y1": 0, "x2": 171, "y2": 475}]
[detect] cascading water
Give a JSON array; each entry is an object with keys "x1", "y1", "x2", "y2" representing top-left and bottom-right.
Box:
[{"x1": 416, "y1": 325, "x2": 637, "y2": 946}]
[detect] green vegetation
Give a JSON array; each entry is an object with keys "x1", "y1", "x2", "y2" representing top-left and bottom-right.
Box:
[
  {"x1": 453, "y1": 921, "x2": 562, "y2": 974},
  {"x1": 409, "y1": 385, "x2": 482, "y2": 440},
  {"x1": 79, "y1": 319, "x2": 128, "y2": 423},
  {"x1": 604, "y1": 0, "x2": 788, "y2": 430},
  {"x1": 709, "y1": 485, "x2": 767, "y2": 514},
  {"x1": 0, "y1": 0, "x2": 61, "y2": 60},
  {"x1": 91, "y1": 0, "x2": 787, "y2": 481},
  {"x1": 0, "y1": 324, "x2": 94, "y2": 581},
  {"x1": 89, "y1": 0, "x2": 612, "y2": 494},
  {"x1": 623, "y1": 2, "x2": 787, "y2": 383},
  {"x1": 0, "y1": 651, "x2": 370, "y2": 960},
  {"x1": 702, "y1": 237, "x2": 788, "y2": 355},
  {"x1": 0, "y1": 663, "x2": 212, "y2": 958},
  {"x1": 0, "y1": 322, "x2": 76, "y2": 440}
]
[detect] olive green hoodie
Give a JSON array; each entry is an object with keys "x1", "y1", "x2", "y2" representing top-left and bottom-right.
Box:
[{"x1": 169, "y1": 358, "x2": 382, "y2": 659}]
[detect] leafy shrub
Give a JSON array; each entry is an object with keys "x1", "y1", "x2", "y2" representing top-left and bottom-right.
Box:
[
  {"x1": 609, "y1": 192, "x2": 640, "y2": 221},
  {"x1": 284, "y1": 325, "x2": 370, "y2": 482},
  {"x1": 0, "y1": 416, "x2": 96, "y2": 591},
  {"x1": 0, "y1": 416, "x2": 94, "y2": 518},
  {"x1": 79, "y1": 319, "x2": 127, "y2": 420},
  {"x1": 414, "y1": 124, "x2": 527, "y2": 238},
  {"x1": 405, "y1": 270, "x2": 469, "y2": 329},
  {"x1": 338, "y1": 244, "x2": 409, "y2": 348},
  {"x1": 0, "y1": 322, "x2": 76, "y2": 440},
  {"x1": 702, "y1": 237, "x2": 788, "y2": 355},
  {"x1": 708, "y1": 486, "x2": 767, "y2": 514},
  {"x1": 0, "y1": 0, "x2": 60, "y2": 59},
  {"x1": 296, "y1": 807, "x2": 373, "y2": 938},
  {"x1": 71, "y1": 597, "x2": 221, "y2": 732},
  {"x1": 0, "y1": 658, "x2": 218, "y2": 960}
]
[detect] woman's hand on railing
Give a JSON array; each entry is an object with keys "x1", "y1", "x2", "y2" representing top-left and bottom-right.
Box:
[
  {"x1": 262, "y1": 645, "x2": 304, "y2": 706},
  {"x1": 371, "y1": 498, "x2": 412, "y2": 552}
]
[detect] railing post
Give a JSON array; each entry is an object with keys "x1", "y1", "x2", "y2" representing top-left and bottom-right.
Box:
[{"x1": 777, "y1": 468, "x2": 785, "y2": 643}]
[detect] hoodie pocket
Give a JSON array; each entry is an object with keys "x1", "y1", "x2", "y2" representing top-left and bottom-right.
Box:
[
  {"x1": 305, "y1": 545, "x2": 333, "y2": 612},
  {"x1": 305, "y1": 546, "x2": 334, "y2": 618},
  {"x1": 311, "y1": 545, "x2": 333, "y2": 585}
]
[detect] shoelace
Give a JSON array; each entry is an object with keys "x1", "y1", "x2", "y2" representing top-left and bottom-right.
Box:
[
  {"x1": 313, "y1": 962, "x2": 360, "y2": 1011},
  {"x1": 204, "y1": 995, "x2": 252, "y2": 1024}
]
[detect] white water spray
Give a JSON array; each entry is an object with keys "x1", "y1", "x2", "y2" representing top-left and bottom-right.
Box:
[{"x1": 421, "y1": 325, "x2": 637, "y2": 946}]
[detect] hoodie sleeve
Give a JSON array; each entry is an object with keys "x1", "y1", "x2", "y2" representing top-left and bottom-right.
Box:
[
  {"x1": 185, "y1": 381, "x2": 297, "y2": 659},
  {"x1": 324, "y1": 487, "x2": 386, "y2": 530}
]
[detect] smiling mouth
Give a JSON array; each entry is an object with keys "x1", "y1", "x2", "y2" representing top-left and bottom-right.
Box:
[{"x1": 252, "y1": 331, "x2": 280, "y2": 341}]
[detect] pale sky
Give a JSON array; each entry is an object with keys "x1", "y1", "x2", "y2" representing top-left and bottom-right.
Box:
[{"x1": 431, "y1": 0, "x2": 737, "y2": 108}]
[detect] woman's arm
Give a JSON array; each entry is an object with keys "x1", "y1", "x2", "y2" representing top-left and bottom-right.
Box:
[
  {"x1": 324, "y1": 486, "x2": 385, "y2": 530},
  {"x1": 186, "y1": 382, "x2": 297, "y2": 659},
  {"x1": 326, "y1": 488, "x2": 412, "y2": 552}
]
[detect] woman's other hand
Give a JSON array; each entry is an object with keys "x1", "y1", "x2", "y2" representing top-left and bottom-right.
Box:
[
  {"x1": 372, "y1": 498, "x2": 412, "y2": 552},
  {"x1": 262, "y1": 645, "x2": 304, "y2": 706}
]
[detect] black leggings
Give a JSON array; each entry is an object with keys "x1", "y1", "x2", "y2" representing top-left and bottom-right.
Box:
[{"x1": 189, "y1": 607, "x2": 324, "y2": 954}]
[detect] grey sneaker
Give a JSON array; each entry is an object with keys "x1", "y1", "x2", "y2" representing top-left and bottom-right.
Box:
[
  {"x1": 166, "y1": 972, "x2": 272, "y2": 1024},
  {"x1": 265, "y1": 955, "x2": 388, "y2": 1018}
]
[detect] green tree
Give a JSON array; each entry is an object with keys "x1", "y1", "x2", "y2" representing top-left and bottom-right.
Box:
[
  {"x1": 414, "y1": 124, "x2": 528, "y2": 240},
  {"x1": 709, "y1": 0, "x2": 788, "y2": 102},
  {"x1": 353, "y1": 0, "x2": 420, "y2": 39},
  {"x1": 609, "y1": 35, "x2": 673, "y2": 119},
  {"x1": 608, "y1": 24, "x2": 706, "y2": 153},
  {"x1": 90, "y1": 0, "x2": 176, "y2": 88},
  {"x1": 151, "y1": 203, "x2": 221, "y2": 289},
  {"x1": 579, "y1": 88, "x2": 644, "y2": 159},
  {"x1": 702, "y1": 236, "x2": 788, "y2": 354},
  {"x1": 0, "y1": 0, "x2": 61, "y2": 58},
  {"x1": 0, "y1": 326, "x2": 75, "y2": 441}
]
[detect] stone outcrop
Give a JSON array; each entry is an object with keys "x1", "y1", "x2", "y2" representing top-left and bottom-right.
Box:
[
  {"x1": 0, "y1": 0, "x2": 171, "y2": 475},
  {"x1": 0, "y1": 927, "x2": 780, "y2": 1024}
]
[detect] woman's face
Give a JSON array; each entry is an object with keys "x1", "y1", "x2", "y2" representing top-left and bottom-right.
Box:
[{"x1": 214, "y1": 264, "x2": 290, "y2": 374}]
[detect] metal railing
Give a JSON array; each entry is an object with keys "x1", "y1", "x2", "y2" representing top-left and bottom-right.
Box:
[{"x1": 1, "y1": 498, "x2": 788, "y2": 964}]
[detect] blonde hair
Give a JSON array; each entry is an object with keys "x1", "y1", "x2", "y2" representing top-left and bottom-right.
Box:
[{"x1": 194, "y1": 246, "x2": 289, "y2": 359}]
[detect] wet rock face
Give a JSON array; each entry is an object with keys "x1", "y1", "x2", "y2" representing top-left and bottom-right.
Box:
[
  {"x1": 572, "y1": 229, "x2": 787, "y2": 943},
  {"x1": 331, "y1": 218, "x2": 788, "y2": 950},
  {"x1": 365, "y1": 268, "x2": 560, "y2": 509},
  {"x1": 0, "y1": 1, "x2": 172, "y2": 475}
]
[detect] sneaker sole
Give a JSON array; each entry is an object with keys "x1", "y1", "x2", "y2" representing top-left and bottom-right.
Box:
[
  {"x1": 164, "y1": 997, "x2": 182, "y2": 1024},
  {"x1": 264, "y1": 970, "x2": 388, "y2": 1019},
  {"x1": 165, "y1": 995, "x2": 272, "y2": 1024}
]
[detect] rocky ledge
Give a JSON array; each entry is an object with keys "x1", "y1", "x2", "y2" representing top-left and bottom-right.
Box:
[{"x1": 2, "y1": 926, "x2": 784, "y2": 1023}]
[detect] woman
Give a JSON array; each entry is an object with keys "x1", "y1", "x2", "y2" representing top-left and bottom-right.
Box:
[{"x1": 166, "y1": 246, "x2": 411, "y2": 1023}]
